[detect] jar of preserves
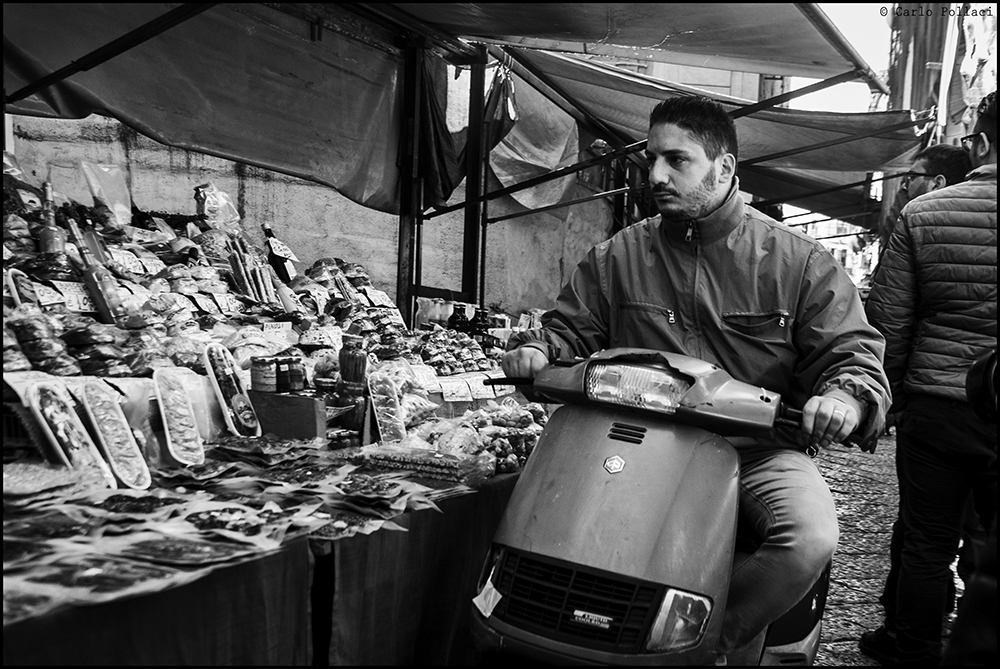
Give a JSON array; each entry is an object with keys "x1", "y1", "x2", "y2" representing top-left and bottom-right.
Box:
[
  {"x1": 334, "y1": 379, "x2": 367, "y2": 431},
  {"x1": 251, "y1": 356, "x2": 277, "y2": 393},
  {"x1": 339, "y1": 334, "x2": 368, "y2": 383}
]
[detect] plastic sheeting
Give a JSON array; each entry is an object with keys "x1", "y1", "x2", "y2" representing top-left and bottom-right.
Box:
[{"x1": 3, "y1": 3, "x2": 404, "y2": 213}]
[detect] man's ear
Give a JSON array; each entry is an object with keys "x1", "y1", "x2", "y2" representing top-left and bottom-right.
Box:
[
  {"x1": 718, "y1": 153, "x2": 737, "y2": 182},
  {"x1": 929, "y1": 174, "x2": 947, "y2": 191}
]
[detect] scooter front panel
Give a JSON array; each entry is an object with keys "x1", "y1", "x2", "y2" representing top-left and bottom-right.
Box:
[{"x1": 494, "y1": 404, "x2": 740, "y2": 598}]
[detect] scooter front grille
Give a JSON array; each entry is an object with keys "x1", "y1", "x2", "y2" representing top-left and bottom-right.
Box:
[{"x1": 493, "y1": 548, "x2": 663, "y2": 652}]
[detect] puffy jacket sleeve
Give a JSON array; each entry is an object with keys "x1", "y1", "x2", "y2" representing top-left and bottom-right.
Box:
[
  {"x1": 795, "y1": 247, "x2": 891, "y2": 447},
  {"x1": 864, "y1": 214, "x2": 917, "y2": 409},
  {"x1": 507, "y1": 244, "x2": 611, "y2": 360}
]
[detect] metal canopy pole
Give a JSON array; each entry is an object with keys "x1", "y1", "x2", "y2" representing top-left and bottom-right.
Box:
[
  {"x1": 5, "y1": 3, "x2": 218, "y2": 105},
  {"x1": 397, "y1": 39, "x2": 424, "y2": 327},
  {"x1": 729, "y1": 70, "x2": 862, "y2": 119},
  {"x1": 462, "y1": 47, "x2": 488, "y2": 304}
]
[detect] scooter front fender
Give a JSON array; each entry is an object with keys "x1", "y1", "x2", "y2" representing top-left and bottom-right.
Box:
[{"x1": 495, "y1": 405, "x2": 740, "y2": 603}]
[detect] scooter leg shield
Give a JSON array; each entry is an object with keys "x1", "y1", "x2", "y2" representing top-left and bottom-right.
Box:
[{"x1": 480, "y1": 405, "x2": 742, "y2": 663}]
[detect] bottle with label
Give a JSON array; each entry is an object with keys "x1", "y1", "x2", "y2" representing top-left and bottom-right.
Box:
[
  {"x1": 339, "y1": 334, "x2": 369, "y2": 383},
  {"x1": 39, "y1": 182, "x2": 67, "y2": 254},
  {"x1": 470, "y1": 308, "x2": 491, "y2": 345},
  {"x1": 448, "y1": 302, "x2": 470, "y2": 333},
  {"x1": 67, "y1": 220, "x2": 128, "y2": 325},
  {"x1": 262, "y1": 223, "x2": 298, "y2": 283}
]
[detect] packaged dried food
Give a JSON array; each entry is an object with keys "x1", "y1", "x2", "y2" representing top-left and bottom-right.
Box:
[
  {"x1": 192, "y1": 230, "x2": 231, "y2": 260},
  {"x1": 400, "y1": 393, "x2": 440, "y2": 428},
  {"x1": 3, "y1": 349, "x2": 33, "y2": 372},
  {"x1": 204, "y1": 343, "x2": 260, "y2": 438},
  {"x1": 169, "y1": 277, "x2": 200, "y2": 295},
  {"x1": 153, "y1": 368, "x2": 206, "y2": 466},
  {"x1": 7, "y1": 316, "x2": 57, "y2": 343},
  {"x1": 79, "y1": 381, "x2": 151, "y2": 489},
  {"x1": 79, "y1": 359, "x2": 133, "y2": 377},
  {"x1": 19, "y1": 337, "x2": 67, "y2": 361},
  {"x1": 3, "y1": 326, "x2": 20, "y2": 350},
  {"x1": 164, "y1": 336, "x2": 208, "y2": 373},
  {"x1": 26, "y1": 381, "x2": 117, "y2": 488},
  {"x1": 68, "y1": 343, "x2": 129, "y2": 362},
  {"x1": 195, "y1": 279, "x2": 228, "y2": 294},
  {"x1": 60, "y1": 323, "x2": 130, "y2": 346},
  {"x1": 189, "y1": 265, "x2": 221, "y2": 281},
  {"x1": 36, "y1": 354, "x2": 82, "y2": 376},
  {"x1": 368, "y1": 371, "x2": 406, "y2": 443}
]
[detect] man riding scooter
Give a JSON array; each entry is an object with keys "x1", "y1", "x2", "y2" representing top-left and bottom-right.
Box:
[{"x1": 502, "y1": 95, "x2": 891, "y2": 660}]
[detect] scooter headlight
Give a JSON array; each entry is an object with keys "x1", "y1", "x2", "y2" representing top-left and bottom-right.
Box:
[
  {"x1": 586, "y1": 363, "x2": 692, "y2": 414},
  {"x1": 645, "y1": 588, "x2": 712, "y2": 652}
]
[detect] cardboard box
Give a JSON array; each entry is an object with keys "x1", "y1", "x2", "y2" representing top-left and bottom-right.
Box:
[{"x1": 248, "y1": 390, "x2": 326, "y2": 440}]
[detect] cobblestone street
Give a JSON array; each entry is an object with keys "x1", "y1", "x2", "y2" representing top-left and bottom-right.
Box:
[{"x1": 814, "y1": 433, "x2": 962, "y2": 667}]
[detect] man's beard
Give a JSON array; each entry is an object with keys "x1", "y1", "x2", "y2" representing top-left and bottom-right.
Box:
[{"x1": 656, "y1": 166, "x2": 720, "y2": 221}]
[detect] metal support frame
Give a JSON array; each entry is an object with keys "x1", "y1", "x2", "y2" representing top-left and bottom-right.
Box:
[
  {"x1": 5, "y1": 3, "x2": 218, "y2": 105},
  {"x1": 396, "y1": 40, "x2": 424, "y2": 326},
  {"x1": 729, "y1": 70, "x2": 862, "y2": 119}
]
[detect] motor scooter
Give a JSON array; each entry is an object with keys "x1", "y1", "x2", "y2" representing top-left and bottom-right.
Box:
[{"x1": 472, "y1": 348, "x2": 830, "y2": 665}]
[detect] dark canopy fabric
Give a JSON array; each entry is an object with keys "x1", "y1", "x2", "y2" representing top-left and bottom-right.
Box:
[
  {"x1": 387, "y1": 2, "x2": 886, "y2": 86},
  {"x1": 4, "y1": 3, "x2": 918, "y2": 226},
  {"x1": 3, "y1": 3, "x2": 405, "y2": 213},
  {"x1": 504, "y1": 50, "x2": 923, "y2": 230}
]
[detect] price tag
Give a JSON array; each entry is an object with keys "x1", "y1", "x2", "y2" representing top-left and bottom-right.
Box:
[
  {"x1": 3, "y1": 245, "x2": 13, "y2": 260},
  {"x1": 362, "y1": 287, "x2": 396, "y2": 308},
  {"x1": 439, "y1": 377, "x2": 473, "y2": 402},
  {"x1": 109, "y1": 248, "x2": 146, "y2": 275},
  {"x1": 468, "y1": 373, "x2": 496, "y2": 400},
  {"x1": 267, "y1": 238, "x2": 299, "y2": 262},
  {"x1": 51, "y1": 281, "x2": 98, "y2": 313},
  {"x1": 32, "y1": 282, "x2": 66, "y2": 307},
  {"x1": 172, "y1": 294, "x2": 200, "y2": 313},
  {"x1": 410, "y1": 364, "x2": 442, "y2": 394},
  {"x1": 189, "y1": 293, "x2": 221, "y2": 314},
  {"x1": 262, "y1": 321, "x2": 294, "y2": 334},
  {"x1": 517, "y1": 313, "x2": 532, "y2": 331},
  {"x1": 139, "y1": 257, "x2": 167, "y2": 274},
  {"x1": 212, "y1": 292, "x2": 243, "y2": 314}
]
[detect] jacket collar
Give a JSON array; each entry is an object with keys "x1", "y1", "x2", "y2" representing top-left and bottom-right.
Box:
[
  {"x1": 659, "y1": 178, "x2": 745, "y2": 245},
  {"x1": 966, "y1": 163, "x2": 997, "y2": 182}
]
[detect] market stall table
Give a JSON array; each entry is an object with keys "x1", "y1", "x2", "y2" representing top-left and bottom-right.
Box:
[
  {"x1": 312, "y1": 472, "x2": 520, "y2": 665},
  {"x1": 2, "y1": 536, "x2": 312, "y2": 666}
]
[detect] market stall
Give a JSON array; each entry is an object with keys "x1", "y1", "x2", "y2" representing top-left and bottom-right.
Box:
[{"x1": 5, "y1": 4, "x2": 926, "y2": 665}]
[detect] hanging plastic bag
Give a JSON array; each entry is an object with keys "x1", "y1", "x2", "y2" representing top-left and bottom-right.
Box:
[
  {"x1": 80, "y1": 161, "x2": 133, "y2": 230},
  {"x1": 193, "y1": 182, "x2": 241, "y2": 234}
]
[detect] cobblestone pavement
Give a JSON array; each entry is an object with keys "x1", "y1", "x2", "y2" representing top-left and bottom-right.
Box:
[{"x1": 813, "y1": 433, "x2": 961, "y2": 667}]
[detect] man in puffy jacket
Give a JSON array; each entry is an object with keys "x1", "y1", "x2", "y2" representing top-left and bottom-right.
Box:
[
  {"x1": 862, "y1": 91, "x2": 997, "y2": 666},
  {"x1": 502, "y1": 95, "x2": 891, "y2": 657}
]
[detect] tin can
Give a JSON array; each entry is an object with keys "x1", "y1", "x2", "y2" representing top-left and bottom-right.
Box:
[
  {"x1": 250, "y1": 356, "x2": 277, "y2": 393},
  {"x1": 288, "y1": 357, "x2": 306, "y2": 392}
]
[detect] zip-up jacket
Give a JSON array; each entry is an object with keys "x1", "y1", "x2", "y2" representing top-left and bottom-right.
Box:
[
  {"x1": 865, "y1": 163, "x2": 997, "y2": 405},
  {"x1": 509, "y1": 179, "x2": 890, "y2": 450}
]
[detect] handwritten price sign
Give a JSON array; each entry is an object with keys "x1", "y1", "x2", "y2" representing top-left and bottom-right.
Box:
[{"x1": 50, "y1": 281, "x2": 98, "y2": 313}]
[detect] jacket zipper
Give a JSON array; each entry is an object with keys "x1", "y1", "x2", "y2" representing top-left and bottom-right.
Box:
[
  {"x1": 685, "y1": 221, "x2": 694, "y2": 243},
  {"x1": 667, "y1": 309, "x2": 676, "y2": 324}
]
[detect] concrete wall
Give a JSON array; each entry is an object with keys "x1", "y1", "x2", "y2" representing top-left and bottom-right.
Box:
[{"x1": 8, "y1": 113, "x2": 611, "y2": 316}]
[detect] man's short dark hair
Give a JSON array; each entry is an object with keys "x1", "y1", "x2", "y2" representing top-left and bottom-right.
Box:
[
  {"x1": 649, "y1": 96, "x2": 739, "y2": 163},
  {"x1": 973, "y1": 91, "x2": 996, "y2": 143},
  {"x1": 914, "y1": 144, "x2": 972, "y2": 186}
]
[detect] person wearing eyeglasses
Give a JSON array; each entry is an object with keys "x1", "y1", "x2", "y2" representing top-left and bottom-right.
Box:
[{"x1": 862, "y1": 91, "x2": 997, "y2": 666}]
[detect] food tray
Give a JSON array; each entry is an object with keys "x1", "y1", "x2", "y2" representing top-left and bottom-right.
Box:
[
  {"x1": 25, "y1": 381, "x2": 117, "y2": 489},
  {"x1": 152, "y1": 368, "x2": 205, "y2": 466},
  {"x1": 79, "y1": 381, "x2": 151, "y2": 489},
  {"x1": 203, "y1": 343, "x2": 260, "y2": 438}
]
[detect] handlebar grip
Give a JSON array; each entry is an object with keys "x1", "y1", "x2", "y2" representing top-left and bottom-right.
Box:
[{"x1": 483, "y1": 377, "x2": 533, "y2": 387}]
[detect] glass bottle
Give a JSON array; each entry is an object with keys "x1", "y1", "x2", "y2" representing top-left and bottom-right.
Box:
[
  {"x1": 39, "y1": 182, "x2": 67, "y2": 254},
  {"x1": 67, "y1": 220, "x2": 128, "y2": 325},
  {"x1": 339, "y1": 334, "x2": 369, "y2": 383},
  {"x1": 470, "y1": 308, "x2": 491, "y2": 345},
  {"x1": 448, "y1": 302, "x2": 470, "y2": 332},
  {"x1": 262, "y1": 223, "x2": 297, "y2": 283}
]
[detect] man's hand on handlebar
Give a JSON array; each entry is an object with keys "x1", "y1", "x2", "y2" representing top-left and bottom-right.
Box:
[
  {"x1": 799, "y1": 394, "x2": 862, "y2": 451},
  {"x1": 502, "y1": 347, "x2": 549, "y2": 380}
]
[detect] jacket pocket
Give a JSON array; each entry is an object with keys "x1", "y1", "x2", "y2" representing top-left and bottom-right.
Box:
[{"x1": 721, "y1": 310, "x2": 791, "y2": 342}]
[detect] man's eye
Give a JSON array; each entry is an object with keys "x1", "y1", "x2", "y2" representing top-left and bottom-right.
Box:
[{"x1": 671, "y1": 157, "x2": 687, "y2": 165}]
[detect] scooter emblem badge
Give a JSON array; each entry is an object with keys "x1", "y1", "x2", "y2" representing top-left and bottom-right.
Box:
[{"x1": 604, "y1": 455, "x2": 625, "y2": 474}]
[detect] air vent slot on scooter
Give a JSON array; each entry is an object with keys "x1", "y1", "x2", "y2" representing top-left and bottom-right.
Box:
[{"x1": 608, "y1": 423, "x2": 646, "y2": 444}]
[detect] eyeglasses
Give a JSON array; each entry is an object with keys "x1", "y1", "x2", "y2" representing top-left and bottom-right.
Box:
[
  {"x1": 899, "y1": 172, "x2": 935, "y2": 188},
  {"x1": 960, "y1": 132, "x2": 983, "y2": 151}
]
